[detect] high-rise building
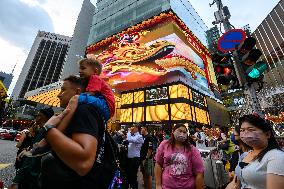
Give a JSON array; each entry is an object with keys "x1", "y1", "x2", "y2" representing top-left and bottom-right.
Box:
[
  {"x1": 12, "y1": 31, "x2": 71, "y2": 99},
  {"x1": 206, "y1": 25, "x2": 220, "y2": 53},
  {"x1": 242, "y1": 24, "x2": 252, "y2": 37},
  {"x1": 0, "y1": 71, "x2": 13, "y2": 90},
  {"x1": 88, "y1": 0, "x2": 208, "y2": 46},
  {"x1": 60, "y1": 0, "x2": 96, "y2": 79},
  {"x1": 252, "y1": 0, "x2": 284, "y2": 88}
]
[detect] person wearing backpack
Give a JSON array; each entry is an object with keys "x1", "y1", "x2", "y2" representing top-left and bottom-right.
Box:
[{"x1": 39, "y1": 75, "x2": 115, "y2": 189}]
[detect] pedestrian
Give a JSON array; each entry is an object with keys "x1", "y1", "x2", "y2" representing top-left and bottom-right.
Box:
[
  {"x1": 125, "y1": 123, "x2": 144, "y2": 189},
  {"x1": 163, "y1": 130, "x2": 171, "y2": 140},
  {"x1": 39, "y1": 75, "x2": 115, "y2": 189},
  {"x1": 217, "y1": 128, "x2": 236, "y2": 168},
  {"x1": 140, "y1": 126, "x2": 154, "y2": 189},
  {"x1": 9, "y1": 108, "x2": 54, "y2": 189},
  {"x1": 226, "y1": 114, "x2": 284, "y2": 189},
  {"x1": 227, "y1": 129, "x2": 251, "y2": 180},
  {"x1": 154, "y1": 123, "x2": 204, "y2": 189},
  {"x1": 29, "y1": 58, "x2": 115, "y2": 156},
  {"x1": 77, "y1": 58, "x2": 115, "y2": 122},
  {"x1": 194, "y1": 126, "x2": 207, "y2": 148}
]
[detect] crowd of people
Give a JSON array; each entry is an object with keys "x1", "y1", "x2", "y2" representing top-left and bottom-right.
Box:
[{"x1": 7, "y1": 58, "x2": 284, "y2": 189}]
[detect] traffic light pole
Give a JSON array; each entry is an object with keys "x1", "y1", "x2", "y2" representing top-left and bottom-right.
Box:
[{"x1": 214, "y1": 0, "x2": 264, "y2": 116}]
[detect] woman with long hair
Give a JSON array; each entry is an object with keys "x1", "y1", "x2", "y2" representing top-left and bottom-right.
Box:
[
  {"x1": 154, "y1": 124, "x2": 204, "y2": 189},
  {"x1": 226, "y1": 114, "x2": 284, "y2": 189}
]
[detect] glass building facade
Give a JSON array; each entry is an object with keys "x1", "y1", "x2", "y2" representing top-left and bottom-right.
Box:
[
  {"x1": 88, "y1": 0, "x2": 208, "y2": 46},
  {"x1": 252, "y1": 0, "x2": 284, "y2": 88}
]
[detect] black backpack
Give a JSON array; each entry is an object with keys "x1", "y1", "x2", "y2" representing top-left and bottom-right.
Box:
[{"x1": 92, "y1": 123, "x2": 120, "y2": 188}]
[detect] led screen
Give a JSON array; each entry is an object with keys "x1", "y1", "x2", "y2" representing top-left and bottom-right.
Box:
[
  {"x1": 120, "y1": 108, "x2": 132, "y2": 122},
  {"x1": 94, "y1": 31, "x2": 209, "y2": 91},
  {"x1": 121, "y1": 93, "x2": 133, "y2": 105},
  {"x1": 169, "y1": 84, "x2": 190, "y2": 99},
  {"x1": 171, "y1": 103, "x2": 192, "y2": 121},
  {"x1": 146, "y1": 33, "x2": 204, "y2": 69},
  {"x1": 134, "y1": 91, "x2": 144, "y2": 103},
  {"x1": 145, "y1": 87, "x2": 168, "y2": 101},
  {"x1": 133, "y1": 107, "x2": 144, "y2": 122},
  {"x1": 194, "y1": 107, "x2": 209, "y2": 124},
  {"x1": 146, "y1": 104, "x2": 169, "y2": 121}
]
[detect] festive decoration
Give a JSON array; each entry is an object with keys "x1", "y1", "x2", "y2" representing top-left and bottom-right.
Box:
[{"x1": 266, "y1": 112, "x2": 284, "y2": 124}]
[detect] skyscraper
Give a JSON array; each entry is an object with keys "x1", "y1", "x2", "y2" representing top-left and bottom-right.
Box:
[
  {"x1": 252, "y1": 0, "x2": 284, "y2": 88},
  {"x1": 252, "y1": 0, "x2": 284, "y2": 114},
  {"x1": 60, "y1": 0, "x2": 96, "y2": 79},
  {"x1": 12, "y1": 31, "x2": 71, "y2": 99},
  {"x1": 88, "y1": 0, "x2": 208, "y2": 46},
  {"x1": 206, "y1": 25, "x2": 220, "y2": 53}
]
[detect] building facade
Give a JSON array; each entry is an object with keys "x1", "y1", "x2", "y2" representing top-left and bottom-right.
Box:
[
  {"x1": 252, "y1": 0, "x2": 284, "y2": 114},
  {"x1": 0, "y1": 71, "x2": 13, "y2": 90},
  {"x1": 60, "y1": 0, "x2": 96, "y2": 79},
  {"x1": 206, "y1": 25, "x2": 220, "y2": 54},
  {"x1": 88, "y1": 0, "x2": 208, "y2": 46},
  {"x1": 252, "y1": 0, "x2": 284, "y2": 88},
  {"x1": 12, "y1": 31, "x2": 71, "y2": 99}
]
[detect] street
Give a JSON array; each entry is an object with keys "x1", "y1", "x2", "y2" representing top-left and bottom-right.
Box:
[
  {"x1": 0, "y1": 139, "x2": 145, "y2": 188},
  {"x1": 0, "y1": 140, "x2": 17, "y2": 188}
]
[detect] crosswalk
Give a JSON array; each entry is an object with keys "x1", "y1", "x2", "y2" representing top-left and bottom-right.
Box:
[{"x1": 0, "y1": 163, "x2": 12, "y2": 170}]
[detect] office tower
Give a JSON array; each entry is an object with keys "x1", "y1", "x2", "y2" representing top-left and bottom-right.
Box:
[
  {"x1": 60, "y1": 0, "x2": 96, "y2": 79},
  {"x1": 206, "y1": 25, "x2": 220, "y2": 53},
  {"x1": 252, "y1": 0, "x2": 284, "y2": 88},
  {"x1": 88, "y1": 0, "x2": 208, "y2": 46},
  {"x1": 12, "y1": 31, "x2": 71, "y2": 99}
]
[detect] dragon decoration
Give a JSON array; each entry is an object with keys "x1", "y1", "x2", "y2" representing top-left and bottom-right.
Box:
[{"x1": 87, "y1": 31, "x2": 206, "y2": 86}]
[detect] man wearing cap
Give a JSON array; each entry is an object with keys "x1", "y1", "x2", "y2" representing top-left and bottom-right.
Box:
[{"x1": 125, "y1": 123, "x2": 144, "y2": 189}]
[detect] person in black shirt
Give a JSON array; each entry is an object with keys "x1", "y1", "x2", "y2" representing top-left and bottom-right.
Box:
[
  {"x1": 140, "y1": 126, "x2": 154, "y2": 189},
  {"x1": 39, "y1": 75, "x2": 106, "y2": 189}
]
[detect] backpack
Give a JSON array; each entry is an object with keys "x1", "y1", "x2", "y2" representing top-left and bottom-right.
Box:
[{"x1": 93, "y1": 127, "x2": 121, "y2": 189}]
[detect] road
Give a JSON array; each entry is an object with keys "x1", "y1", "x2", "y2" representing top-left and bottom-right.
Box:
[
  {"x1": 0, "y1": 139, "x2": 147, "y2": 188},
  {"x1": 0, "y1": 140, "x2": 17, "y2": 188}
]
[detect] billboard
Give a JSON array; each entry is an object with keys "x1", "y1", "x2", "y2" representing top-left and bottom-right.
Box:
[{"x1": 91, "y1": 30, "x2": 209, "y2": 92}]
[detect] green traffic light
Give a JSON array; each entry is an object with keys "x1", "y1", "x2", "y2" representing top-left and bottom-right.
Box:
[{"x1": 247, "y1": 61, "x2": 268, "y2": 79}]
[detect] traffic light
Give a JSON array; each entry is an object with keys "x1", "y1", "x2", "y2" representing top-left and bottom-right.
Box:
[
  {"x1": 236, "y1": 37, "x2": 268, "y2": 83},
  {"x1": 212, "y1": 52, "x2": 236, "y2": 86}
]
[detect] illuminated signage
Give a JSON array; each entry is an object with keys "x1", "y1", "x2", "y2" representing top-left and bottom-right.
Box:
[
  {"x1": 192, "y1": 91, "x2": 205, "y2": 106},
  {"x1": 145, "y1": 87, "x2": 168, "y2": 101}
]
